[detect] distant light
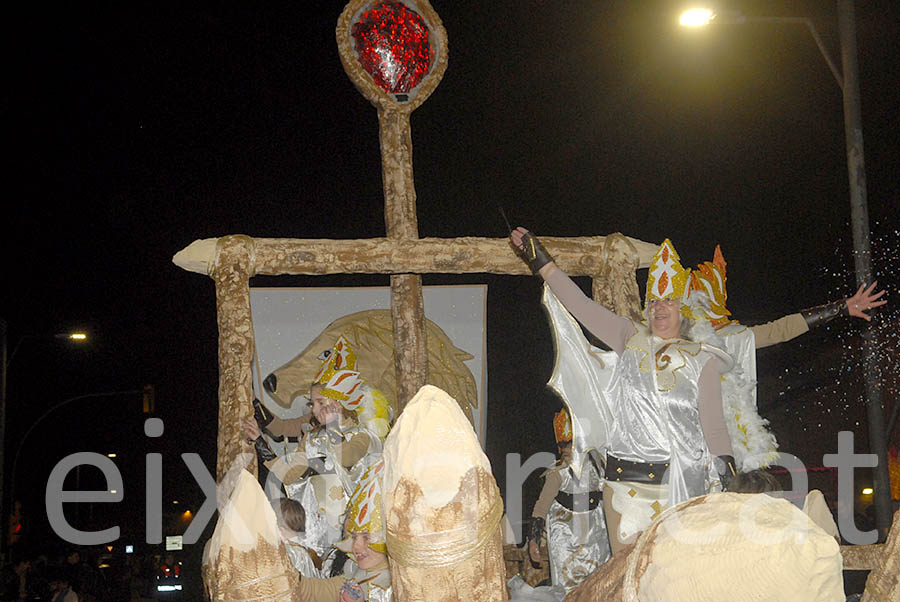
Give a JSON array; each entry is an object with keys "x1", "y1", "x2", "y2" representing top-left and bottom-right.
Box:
[
  {"x1": 109, "y1": 490, "x2": 118, "y2": 495},
  {"x1": 680, "y1": 9, "x2": 714, "y2": 27},
  {"x1": 172, "y1": 500, "x2": 179, "y2": 504},
  {"x1": 125, "y1": 545, "x2": 134, "y2": 554},
  {"x1": 862, "y1": 487, "x2": 874, "y2": 495},
  {"x1": 69, "y1": 333, "x2": 87, "y2": 341},
  {"x1": 182, "y1": 510, "x2": 193, "y2": 520},
  {"x1": 157, "y1": 585, "x2": 183, "y2": 592},
  {"x1": 106, "y1": 545, "x2": 114, "y2": 552},
  {"x1": 107, "y1": 453, "x2": 117, "y2": 458}
]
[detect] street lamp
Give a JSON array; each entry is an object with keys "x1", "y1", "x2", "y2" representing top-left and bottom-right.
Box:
[
  {"x1": 0, "y1": 321, "x2": 90, "y2": 556},
  {"x1": 679, "y1": 9, "x2": 714, "y2": 27},
  {"x1": 680, "y1": 2, "x2": 891, "y2": 542},
  {"x1": 679, "y1": 8, "x2": 843, "y2": 86},
  {"x1": 57, "y1": 332, "x2": 88, "y2": 341},
  {"x1": 7, "y1": 389, "x2": 143, "y2": 548}
]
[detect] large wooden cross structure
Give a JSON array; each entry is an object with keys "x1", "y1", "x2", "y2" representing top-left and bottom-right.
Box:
[{"x1": 173, "y1": 0, "x2": 659, "y2": 483}]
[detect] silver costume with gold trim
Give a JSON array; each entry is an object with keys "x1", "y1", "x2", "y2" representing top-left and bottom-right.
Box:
[
  {"x1": 341, "y1": 560, "x2": 392, "y2": 602},
  {"x1": 284, "y1": 424, "x2": 383, "y2": 561},
  {"x1": 544, "y1": 457, "x2": 610, "y2": 591},
  {"x1": 542, "y1": 285, "x2": 733, "y2": 543}
]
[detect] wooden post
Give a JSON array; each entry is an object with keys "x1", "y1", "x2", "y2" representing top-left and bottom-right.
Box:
[
  {"x1": 379, "y1": 106, "x2": 428, "y2": 409},
  {"x1": 337, "y1": 0, "x2": 450, "y2": 412},
  {"x1": 211, "y1": 235, "x2": 257, "y2": 482}
]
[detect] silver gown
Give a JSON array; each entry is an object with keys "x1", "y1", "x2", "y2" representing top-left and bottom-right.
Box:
[
  {"x1": 284, "y1": 424, "x2": 383, "y2": 561},
  {"x1": 541, "y1": 285, "x2": 732, "y2": 510},
  {"x1": 545, "y1": 457, "x2": 611, "y2": 591},
  {"x1": 342, "y1": 560, "x2": 393, "y2": 602}
]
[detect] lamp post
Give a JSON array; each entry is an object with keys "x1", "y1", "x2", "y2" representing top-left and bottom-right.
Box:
[
  {"x1": 680, "y1": 1, "x2": 891, "y2": 541},
  {"x1": 0, "y1": 322, "x2": 89, "y2": 555},
  {"x1": 7, "y1": 389, "x2": 141, "y2": 546}
]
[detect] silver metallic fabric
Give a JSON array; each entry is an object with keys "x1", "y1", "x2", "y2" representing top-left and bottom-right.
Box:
[
  {"x1": 542, "y1": 285, "x2": 730, "y2": 511},
  {"x1": 545, "y1": 460, "x2": 611, "y2": 591},
  {"x1": 284, "y1": 425, "x2": 384, "y2": 560}
]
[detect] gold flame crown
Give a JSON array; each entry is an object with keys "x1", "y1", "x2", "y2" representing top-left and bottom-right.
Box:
[
  {"x1": 554, "y1": 408, "x2": 573, "y2": 444},
  {"x1": 646, "y1": 238, "x2": 691, "y2": 307},
  {"x1": 689, "y1": 245, "x2": 732, "y2": 326}
]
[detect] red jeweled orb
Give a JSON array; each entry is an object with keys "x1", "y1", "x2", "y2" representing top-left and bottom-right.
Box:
[{"x1": 351, "y1": 1, "x2": 433, "y2": 95}]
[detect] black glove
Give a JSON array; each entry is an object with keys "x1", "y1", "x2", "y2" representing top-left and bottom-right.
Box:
[
  {"x1": 252, "y1": 436, "x2": 278, "y2": 462},
  {"x1": 527, "y1": 516, "x2": 545, "y2": 545},
  {"x1": 252, "y1": 398, "x2": 284, "y2": 441},
  {"x1": 329, "y1": 550, "x2": 349, "y2": 577},
  {"x1": 800, "y1": 299, "x2": 848, "y2": 329},
  {"x1": 517, "y1": 232, "x2": 554, "y2": 274},
  {"x1": 714, "y1": 455, "x2": 737, "y2": 491}
]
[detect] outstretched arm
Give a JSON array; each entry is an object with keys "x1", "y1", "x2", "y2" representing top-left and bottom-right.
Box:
[
  {"x1": 752, "y1": 281, "x2": 887, "y2": 349},
  {"x1": 511, "y1": 227, "x2": 634, "y2": 354}
]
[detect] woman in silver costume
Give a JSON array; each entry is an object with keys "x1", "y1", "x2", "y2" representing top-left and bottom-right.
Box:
[{"x1": 511, "y1": 227, "x2": 735, "y2": 554}]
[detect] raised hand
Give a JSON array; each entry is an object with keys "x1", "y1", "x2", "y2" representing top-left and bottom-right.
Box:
[
  {"x1": 846, "y1": 281, "x2": 887, "y2": 321},
  {"x1": 510, "y1": 226, "x2": 529, "y2": 251}
]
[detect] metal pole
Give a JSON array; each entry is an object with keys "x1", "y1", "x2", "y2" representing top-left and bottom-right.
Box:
[
  {"x1": 837, "y1": 0, "x2": 891, "y2": 542},
  {"x1": 0, "y1": 318, "x2": 6, "y2": 559}
]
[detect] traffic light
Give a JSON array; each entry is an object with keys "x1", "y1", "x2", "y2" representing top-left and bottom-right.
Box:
[
  {"x1": 143, "y1": 384, "x2": 156, "y2": 413},
  {"x1": 8, "y1": 502, "x2": 23, "y2": 546}
]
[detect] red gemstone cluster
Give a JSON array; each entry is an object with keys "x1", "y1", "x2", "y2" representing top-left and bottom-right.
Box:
[{"x1": 351, "y1": 1, "x2": 433, "y2": 94}]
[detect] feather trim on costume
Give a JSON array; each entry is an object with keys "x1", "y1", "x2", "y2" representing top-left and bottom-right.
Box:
[
  {"x1": 686, "y1": 291, "x2": 778, "y2": 470},
  {"x1": 353, "y1": 382, "x2": 393, "y2": 441}
]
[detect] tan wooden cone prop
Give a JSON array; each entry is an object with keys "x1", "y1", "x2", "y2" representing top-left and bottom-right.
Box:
[
  {"x1": 202, "y1": 470, "x2": 301, "y2": 601},
  {"x1": 382, "y1": 385, "x2": 508, "y2": 601}
]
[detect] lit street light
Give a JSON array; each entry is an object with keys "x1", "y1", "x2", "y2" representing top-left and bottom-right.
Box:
[
  {"x1": 0, "y1": 321, "x2": 90, "y2": 557},
  {"x1": 679, "y1": 2, "x2": 891, "y2": 541},
  {"x1": 57, "y1": 332, "x2": 88, "y2": 341},
  {"x1": 679, "y1": 9, "x2": 714, "y2": 27}
]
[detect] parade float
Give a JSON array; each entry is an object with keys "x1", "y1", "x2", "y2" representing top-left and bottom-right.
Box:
[{"x1": 174, "y1": 1, "x2": 898, "y2": 600}]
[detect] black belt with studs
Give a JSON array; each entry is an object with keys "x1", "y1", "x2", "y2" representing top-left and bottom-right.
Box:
[
  {"x1": 555, "y1": 489, "x2": 603, "y2": 512},
  {"x1": 605, "y1": 454, "x2": 669, "y2": 485}
]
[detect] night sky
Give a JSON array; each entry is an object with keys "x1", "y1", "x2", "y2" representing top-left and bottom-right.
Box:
[{"x1": 3, "y1": 0, "x2": 899, "y2": 575}]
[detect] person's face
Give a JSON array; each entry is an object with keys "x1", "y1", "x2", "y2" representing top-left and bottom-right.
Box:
[
  {"x1": 649, "y1": 299, "x2": 682, "y2": 339},
  {"x1": 351, "y1": 533, "x2": 385, "y2": 570},
  {"x1": 310, "y1": 387, "x2": 340, "y2": 425},
  {"x1": 558, "y1": 443, "x2": 572, "y2": 462}
]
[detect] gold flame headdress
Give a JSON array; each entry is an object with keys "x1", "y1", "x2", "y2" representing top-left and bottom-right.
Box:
[
  {"x1": 337, "y1": 460, "x2": 386, "y2": 555},
  {"x1": 314, "y1": 335, "x2": 362, "y2": 406},
  {"x1": 312, "y1": 335, "x2": 392, "y2": 440},
  {"x1": 553, "y1": 408, "x2": 572, "y2": 444},
  {"x1": 688, "y1": 245, "x2": 732, "y2": 325},
  {"x1": 645, "y1": 239, "x2": 691, "y2": 309}
]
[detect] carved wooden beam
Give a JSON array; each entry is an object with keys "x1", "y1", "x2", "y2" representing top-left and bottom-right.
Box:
[
  {"x1": 210, "y1": 236, "x2": 257, "y2": 483},
  {"x1": 379, "y1": 107, "x2": 427, "y2": 408},
  {"x1": 174, "y1": 235, "x2": 659, "y2": 277}
]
